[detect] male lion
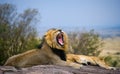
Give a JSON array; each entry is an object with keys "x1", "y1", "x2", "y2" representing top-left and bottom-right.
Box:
[{"x1": 4, "y1": 28, "x2": 81, "y2": 69}]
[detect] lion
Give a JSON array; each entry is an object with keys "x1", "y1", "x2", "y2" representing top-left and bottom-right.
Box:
[
  {"x1": 4, "y1": 28, "x2": 82, "y2": 69},
  {"x1": 67, "y1": 54, "x2": 116, "y2": 70}
]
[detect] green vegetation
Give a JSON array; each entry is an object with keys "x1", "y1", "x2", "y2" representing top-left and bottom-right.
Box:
[
  {"x1": 104, "y1": 55, "x2": 120, "y2": 67},
  {"x1": 68, "y1": 30, "x2": 103, "y2": 56},
  {"x1": 0, "y1": 4, "x2": 40, "y2": 65}
]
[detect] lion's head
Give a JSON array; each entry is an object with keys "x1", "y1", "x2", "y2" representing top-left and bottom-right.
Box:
[{"x1": 44, "y1": 28, "x2": 68, "y2": 52}]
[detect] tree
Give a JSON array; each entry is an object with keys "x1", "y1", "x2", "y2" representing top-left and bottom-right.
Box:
[
  {"x1": 68, "y1": 30, "x2": 103, "y2": 56},
  {"x1": 0, "y1": 3, "x2": 40, "y2": 65}
]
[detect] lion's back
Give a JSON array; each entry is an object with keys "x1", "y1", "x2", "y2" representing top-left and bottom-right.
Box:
[{"x1": 4, "y1": 49, "x2": 38, "y2": 66}]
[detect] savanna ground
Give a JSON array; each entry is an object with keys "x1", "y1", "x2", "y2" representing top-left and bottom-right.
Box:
[
  {"x1": 100, "y1": 37, "x2": 120, "y2": 56},
  {"x1": 99, "y1": 37, "x2": 120, "y2": 67}
]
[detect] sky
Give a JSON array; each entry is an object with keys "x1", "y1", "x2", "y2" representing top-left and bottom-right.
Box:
[{"x1": 0, "y1": 0, "x2": 120, "y2": 36}]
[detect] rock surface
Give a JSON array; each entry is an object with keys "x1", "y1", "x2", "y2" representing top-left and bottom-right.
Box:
[{"x1": 0, "y1": 65, "x2": 120, "y2": 74}]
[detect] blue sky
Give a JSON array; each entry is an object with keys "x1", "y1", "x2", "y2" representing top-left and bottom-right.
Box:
[{"x1": 0, "y1": 0, "x2": 120, "y2": 36}]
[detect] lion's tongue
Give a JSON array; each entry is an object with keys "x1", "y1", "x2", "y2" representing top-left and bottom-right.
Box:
[{"x1": 58, "y1": 38, "x2": 64, "y2": 45}]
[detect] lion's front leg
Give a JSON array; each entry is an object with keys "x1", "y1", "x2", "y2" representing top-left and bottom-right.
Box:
[
  {"x1": 75, "y1": 55, "x2": 116, "y2": 70},
  {"x1": 93, "y1": 57, "x2": 116, "y2": 70}
]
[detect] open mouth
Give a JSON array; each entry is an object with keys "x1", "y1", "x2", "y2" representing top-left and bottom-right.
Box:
[{"x1": 56, "y1": 32, "x2": 64, "y2": 46}]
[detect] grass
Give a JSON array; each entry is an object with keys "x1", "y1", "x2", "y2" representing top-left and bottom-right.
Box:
[
  {"x1": 99, "y1": 37, "x2": 120, "y2": 67},
  {"x1": 100, "y1": 37, "x2": 120, "y2": 56}
]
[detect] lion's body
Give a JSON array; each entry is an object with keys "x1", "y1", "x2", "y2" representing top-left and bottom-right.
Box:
[
  {"x1": 67, "y1": 54, "x2": 115, "y2": 70},
  {"x1": 4, "y1": 49, "x2": 54, "y2": 67},
  {"x1": 4, "y1": 28, "x2": 115, "y2": 70},
  {"x1": 4, "y1": 29, "x2": 81, "y2": 68}
]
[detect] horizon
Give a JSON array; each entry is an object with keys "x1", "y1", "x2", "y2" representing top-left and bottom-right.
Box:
[{"x1": 0, "y1": 0, "x2": 120, "y2": 37}]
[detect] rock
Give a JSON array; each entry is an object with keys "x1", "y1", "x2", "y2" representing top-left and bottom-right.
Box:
[{"x1": 0, "y1": 65, "x2": 120, "y2": 74}]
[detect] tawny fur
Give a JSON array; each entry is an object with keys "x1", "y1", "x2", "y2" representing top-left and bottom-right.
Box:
[
  {"x1": 4, "y1": 29, "x2": 81, "y2": 69},
  {"x1": 67, "y1": 54, "x2": 116, "y2": 70}
]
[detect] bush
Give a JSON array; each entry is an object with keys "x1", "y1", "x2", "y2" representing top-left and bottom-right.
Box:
[
  {"x1": 0, "y1": 4, "x2": 40, "y2": 65},
  {"x1": 68, "y1": 29, "x2": 103, "y2": 56},
  {"x1": 104, "y1": 55, "x2": 120, "y2": 67}
]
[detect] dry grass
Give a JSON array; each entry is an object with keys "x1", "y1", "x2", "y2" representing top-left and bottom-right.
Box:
[
  {"x1": 99, "y1": 37, "x2": 120, "y2": 67},
  {"x1": 99, "y1": 37, "x2": 120, "y2": 56}
]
